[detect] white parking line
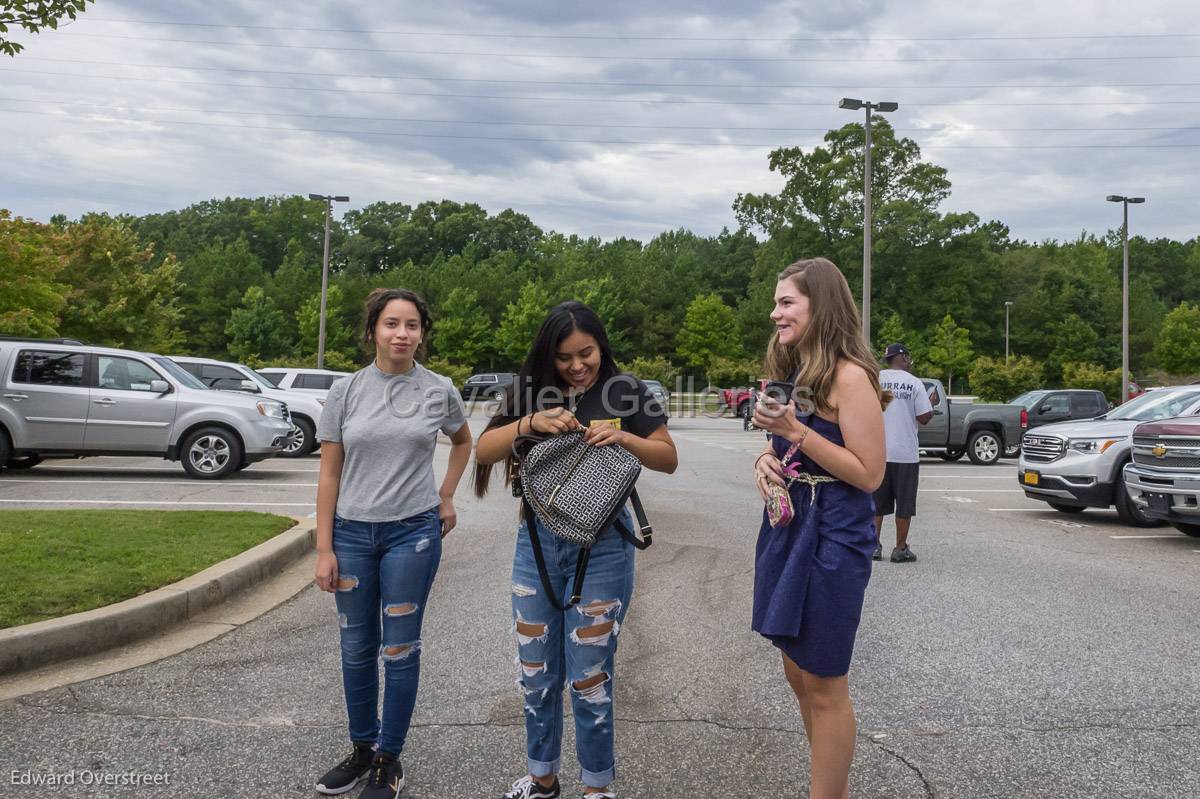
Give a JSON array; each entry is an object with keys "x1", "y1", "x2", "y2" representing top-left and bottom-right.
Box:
[
  {"x1": 0, "y1": 479, "x2": 317, "y2": 487},
  {"x1": 1109, "y1": 534, "x2": 1187, "y2": 540},
  {"x1": 35, "y1": 465, "x2": 321, "y2": 473},
  {"x1": 0, "y1": 499, "x2": 314, "y2": 507}
]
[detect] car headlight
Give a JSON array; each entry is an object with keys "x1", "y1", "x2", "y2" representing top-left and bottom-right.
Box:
[
  {"x1": 256, "y1": 401, "x2": 285, "y2": 418},
  {"x1": 1068, "y1": 438, "x2": 1119, "y2": 454}
]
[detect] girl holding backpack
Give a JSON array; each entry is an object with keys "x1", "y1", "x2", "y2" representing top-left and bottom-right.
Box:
[{"x1": 475, "y1": 301, "x2": 677, "y2": 799}]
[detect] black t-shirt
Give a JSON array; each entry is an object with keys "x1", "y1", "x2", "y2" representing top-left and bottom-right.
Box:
[
  {"x1": 569, "y1": 374, "x2": 668, "y2": 439},
  {"x1": 502, "y1": 373, "x2": 668, "y2": 439}
]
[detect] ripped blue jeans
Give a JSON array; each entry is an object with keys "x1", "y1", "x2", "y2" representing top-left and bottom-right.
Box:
[
  {"x1": 333, "y1": 508, "x2": 442, "y2": 757},
  {"x1": 512, "y1": 511, "x2": 635, "y2": 789}
]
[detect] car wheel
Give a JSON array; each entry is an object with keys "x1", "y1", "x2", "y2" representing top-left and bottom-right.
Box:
[
  {"x1": 488, "y1": 388, "x2": 506, "y2": 401},
  {"x1": 0, "y1": 432, "x2": 11, "y2": 471},
  {"x1": 1004, "y1": 444, "x2": 1021, "y2": 458},
  {"x1": 1047, "y1": 502, "x2": 1086, "y2": 514},
  {"x1": 6, "y1": 454, "x2": 42, "y2": 470},
  {"x1": 939, "y1": 449, "x2": 966, "y2": 462},
  {"x1": 966, "y1": 430, "x2": 1002, "y2": 465},
  {"x1": 1114, "y1": 478, "x2": 1165, "y2": 528},
  {"x1": 281, "y1": 417, "x2": 315, "y2": 458},
  {"x1": 180, "y1": 427, "x2": 242, "y2": 479},
  {"x1": 1173, "y1": 522, "x2": 1200, "y2": 538}
]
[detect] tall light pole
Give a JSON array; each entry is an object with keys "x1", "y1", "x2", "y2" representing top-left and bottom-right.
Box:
[
  {"x1": 1004, "y1": 301, "x2": 1014, "y2": 365},
  {"x1": 1106, "y1": 194, "x2": 1145, "y2": 405},
  {"x1": 839, "y1": 97, "x2": 898, "y2": 347},
  {"x1": 308, "y1": 193, "x2": 350, "y2": 369}
]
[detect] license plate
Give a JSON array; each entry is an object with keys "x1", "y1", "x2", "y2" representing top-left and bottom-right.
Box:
[
  {"x1": 1023, "y1": 471, "x2": 1039, "y2": 486},
  {"x1": 1149, "y1": 493, "x2": 1171, "y2": 514}
]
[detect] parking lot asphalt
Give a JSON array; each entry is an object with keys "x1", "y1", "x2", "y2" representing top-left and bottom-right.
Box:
[{"x1": 2, "y1": 411, "x2": 1199, "y2": 797}]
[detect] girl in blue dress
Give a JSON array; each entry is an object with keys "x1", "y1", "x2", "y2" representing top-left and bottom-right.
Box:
[{"x1": 751, "y1": 258, "x2": 887, "y2": 799}]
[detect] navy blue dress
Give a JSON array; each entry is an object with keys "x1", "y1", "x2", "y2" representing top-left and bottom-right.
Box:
[{"x1": 752, "y1": 412, "x2": 876, "y2": 677}]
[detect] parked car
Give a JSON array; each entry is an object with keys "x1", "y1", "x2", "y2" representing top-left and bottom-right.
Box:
[
  {"x1": 1009, "y1": 389, "x2": 1110, "y2": 429},
  {"x1": 172, "y1": 357, "x2": 326, "y2": 457},
  {"x1": 917, "y1": 379, "x2": 1026, "y2": 465},
  {"x1": 1122, "y1": 413, "x2": 1200, "y2": 538},
  {"x1": 0, "y1": 338, "x2": 291, "y2": 478},
  {"x1": 461, "y1": 372, "x2": 516, "y2": 402},
  {"x1": 642, "y1": 379, "x2": 670, "y2": 407},
  {"x1": 256, "y1": 367, "x2": 351, "y2": 399},
  {"x1": 1018, "y1": 386, "x2": 1200, "y2": 525}
]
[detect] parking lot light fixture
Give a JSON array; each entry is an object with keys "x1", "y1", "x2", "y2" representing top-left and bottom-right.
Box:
[
  {"x1": 839, "y1": 97, "x2": 898, "y2": 346},
  {"x1": 1106, "y1": 195, "x2": 1145, "y2": 405},
  {"x1": 309, "y1": 193, "x2": 350, "y2": 369}
]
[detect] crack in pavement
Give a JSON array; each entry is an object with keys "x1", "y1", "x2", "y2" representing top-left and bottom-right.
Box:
[{"x1": 863, "y1": 736, "x2": 936, "y2": 798}]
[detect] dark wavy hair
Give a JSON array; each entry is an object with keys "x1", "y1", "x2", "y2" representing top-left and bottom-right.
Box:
[
  {"x1": 473, "y1": 300, "x2": 619, "y2": 497},
  {"x1": 362, "y1": 288, "x2": 432, "y2": 358}
]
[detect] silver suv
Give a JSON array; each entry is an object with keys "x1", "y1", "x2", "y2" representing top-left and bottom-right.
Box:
[
  {"x1": 1017, "y1": 386, "x2": 1200, "y2": 526},
  {"x1": 171, "y1": 357, "x2": 328, "y2": 457},
  {"x1": 0, "y1": 339, "x2": 292, "y2": 479}
]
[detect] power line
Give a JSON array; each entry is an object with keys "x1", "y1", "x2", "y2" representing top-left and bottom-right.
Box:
[
  {"x1": 9, "y1": 69, "x2": 1200, "y2": 108},
  {"x1": 54, "y1": 33, "x2": 1200, "y2": 62},
  {"x1": 3, "y1": 107, "x2": 1198, "y2": 149},
  {"x1": 77, "y1": 18, "x2": 1200, "y2": 43},
  {"x1": 4, "y1": 97, "x2": 1198, "y2": 135},
  {"x1": 14, "y1": 57, "x2": 1200, "y2": 91}
]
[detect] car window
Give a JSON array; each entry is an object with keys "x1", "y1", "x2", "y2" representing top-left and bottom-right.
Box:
[
  {"x1": 1010, "y1": 390, "x2": 1046, "y2": 409},
  {"x1": 98, "y1": 356, "x2": 162, "y2": 392},
  {"x1": 246, "y1": 369, "x2": 277, "y2": 389},
  {"x1": 200, "y1": 364, "x2": 244, "y2": 384},
  {"x1": 296, "y1": 373, "x2": 337, "y2": 390},
  {"x1": 13, "y1": 350, "x2": 86, "y2": 386},
  {"x1": 1110, "y1": 389, "x2": 1200, "y2": 421},
  {"x1": 258, "y1": 370, "x2": 285, "y2": 387},
  {"x1": 152, "y1": 357, "x2": 208, "y2": 390},
  {"x1": 1039, "y1": 393, "x2": 1070, "y2": 415},
  {"x1": 1071, "y1": 393, "x2": 1103, "y2": 417},
  {"x1": 176, "y1": 361, "x2": 203, "y2": 378}
]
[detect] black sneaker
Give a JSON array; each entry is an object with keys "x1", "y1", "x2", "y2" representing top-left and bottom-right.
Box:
[
  {"x1": 359, "y1": 752, "x2": 405, "y2": 799},
  {"x1": 872, "y1": 543, "x2": 883, "y2": 561},
  {"x1": 315, "y1": 743, "x2": 374, "y2": 795},
  {"x1": 890, "y1": 545, "x2": 917, "y2": 563},
  {"x1": 503, "y1": 775, "x2": 561, "y2": 799}
]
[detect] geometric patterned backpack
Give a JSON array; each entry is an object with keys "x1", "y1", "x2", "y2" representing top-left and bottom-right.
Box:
[{"x1": 512, "y1": 429, "x2": 652, "y2": 610}]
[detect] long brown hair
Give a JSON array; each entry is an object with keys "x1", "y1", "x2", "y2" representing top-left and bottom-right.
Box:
[{"x1": 762, "y1": 258, "x2": 887, "y2": 415}]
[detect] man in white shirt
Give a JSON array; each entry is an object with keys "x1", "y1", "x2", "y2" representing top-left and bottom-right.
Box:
[{"x1": 873, "y1": 343, "x2": 934, "y2": 563}]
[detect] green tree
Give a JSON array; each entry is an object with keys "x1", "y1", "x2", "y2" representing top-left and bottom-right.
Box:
[
  {"x1": 0, "y1": 210, "x2": 66, "y2": 336},
  {"x1": 496, "y1": 282, "x2": 552, "y2": 365},
  {"x1": 432, "y1": 287, "x2": 492, "y2": 367},
  {"x1": 969, "y1": 355, "x2": 1044, "y2": 402},
  {"x1": 625, "y1": 356, "x2": 680, "y2": 386},
  {"x1": 1, "y1": 0, "x2": 92, "y2": 56},
  {"x1": 1154, "y1": 302, "x2": 1200, "y2": 377},
  {"x1": 706, "y1": 356, "x2": 762, "y2": 388},
  {"x1": 1062, "y1": 362, "x2": 1124, "y2": 404},
  {"x1": 296, "y1": 284, "x2": 354, "y2": 362},
  {"x1": 927, "y1": 313, "x2": 974, "y2": 394},
  {"x1": 1046, "y1": 313, "x2": 1101, "y2": 382},
  {"x1": 676, "y1": 293, "x2": 743, "y2": 381},
  {"x1": 55, "y1": 215, "x2": 184, "y2": 352},
  {"x1": 177, "y1": 238, "x2": 267, "y2": 356},
  {"x1": 226, "y1": 286, "x2": 289, "y2": 362}
]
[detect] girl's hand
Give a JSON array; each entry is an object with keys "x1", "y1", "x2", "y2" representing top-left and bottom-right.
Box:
[
  {"x1": 529, "y1": 408, "x2": 581, "y2": 435},
  {"x1": 753, "y1": 398, "x2": 805, "y2": 440},
  {"x1": 585, "y1": 421, "x2": 626, "y2": 447},
  {"x1": 755, "y1": 453, "x2": 785, "y2": 502},
  {"x1": 438, "y1": 496, "x2": 457, "y2": 538},
  {"x1": 314, "y1": 551, "x2": 339, "y2": 593}
]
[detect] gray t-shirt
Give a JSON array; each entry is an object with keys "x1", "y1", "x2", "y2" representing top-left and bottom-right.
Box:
[
  {"x1": 879, "y1": 368, "x2": 933, "y2": 464},
  {"x1": 316, "y1": 361, "x2": 467, "y2": 522}
]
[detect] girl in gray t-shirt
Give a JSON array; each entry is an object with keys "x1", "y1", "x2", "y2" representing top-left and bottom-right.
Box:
[{"x1": 311, "y1": 288, "x2": 472, "y2": 797}]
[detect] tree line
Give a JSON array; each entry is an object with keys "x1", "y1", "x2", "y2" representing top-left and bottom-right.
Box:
[{"x1": 3, "y1": 119, "x2": 1199, "y2": 402}]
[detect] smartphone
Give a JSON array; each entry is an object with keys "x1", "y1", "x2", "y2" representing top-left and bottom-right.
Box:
[{"x1": 761, "y1": 381, "x2": 795, "y2": 406}]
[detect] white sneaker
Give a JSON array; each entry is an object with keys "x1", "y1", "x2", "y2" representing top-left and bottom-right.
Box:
[{"x1": 502, "y1": 775, "x2": 561, "y2": 799}]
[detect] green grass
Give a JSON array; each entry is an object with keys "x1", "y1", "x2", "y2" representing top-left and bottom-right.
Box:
[{"x1": 0, "y1": 511, "x2": 296, "y2": 629}]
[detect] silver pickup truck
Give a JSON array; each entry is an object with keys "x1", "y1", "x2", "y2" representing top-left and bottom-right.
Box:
[{"x1": 917, "y1": 378, "x2": 1027, "y2": 465}]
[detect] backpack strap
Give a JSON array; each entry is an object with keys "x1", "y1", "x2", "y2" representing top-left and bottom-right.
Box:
[
  {"x1": 520, "y1": 494, "x2": 585, "y2": 611},
  {"x1": 612, "y1": 488, "x2": 653, "y2": 550}
]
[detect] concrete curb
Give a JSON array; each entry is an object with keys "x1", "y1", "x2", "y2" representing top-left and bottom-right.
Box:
[{"x1": 0, "y1": 518, "x2": 315, "y2": 676}]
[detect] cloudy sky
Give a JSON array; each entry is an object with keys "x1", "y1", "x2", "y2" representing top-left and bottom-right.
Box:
[{"x1": 3, "y1": 1, "x2": 1197, "y2": 243}]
